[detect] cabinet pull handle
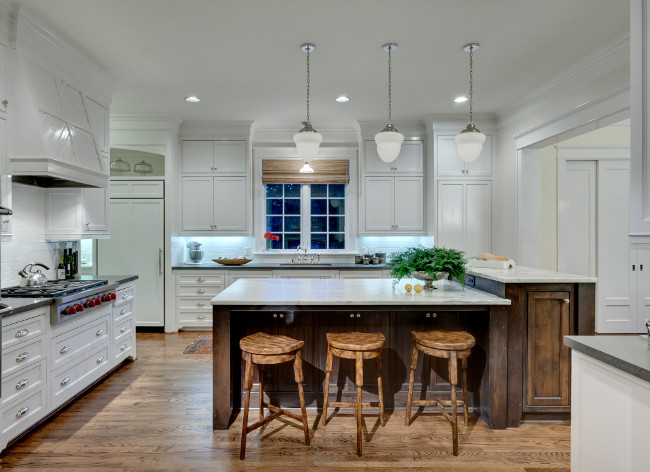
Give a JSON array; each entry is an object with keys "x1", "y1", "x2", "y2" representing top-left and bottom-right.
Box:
[
  {"x1": 60, "y1": 377, "x2": 71, "y2": 386},
  {"x1": 159, "y1": 248, "x2": 163, "y2": 276},
  {"x1": 197, "y1": 289, "x2": 206, "y2": 294},
  {"x1": 279, "y1": 313, "x2": 284, "y2": 319},
  {"x1": 273, "y1": 313, "x2": 278, "y2": 318},
  {"x1": 426, "y1": 312, "x2": 430, "y2": 318},
  {"x1": 60, "y1": 345, "x2": 70, "y2": 354},
  {"x1": 196, "y1": 277, "x2": 205, "y2": 282},
  {"x1": 122, "y1": 294, "x2": 128, "y2": 300},
  {"x1": 641, "y1": 265, "x2": 644, "y2": 271},
  {"x1": 16, "y1": 407, "x2": 29, "y2": 418},
  {"x1": 197, "y1": 301, "x2": 205, "y2": 307},
  {"x1": 16, "y1": 378, "x2": 29, "y2": 389},
  {"x1": 633, "y1": 264, "x2": 636, "y2": 271},
  {"x1": 356, "y1": 313, "x2": 361, "y2": 318},
  {"x1": 2, "y1": 99, "x2": 8, "y2": 108},
  {"x1": 121, "y1": 344, "x2": 128, "y2": 351},
  {"x1": 96, "y1": 329, "x2": 104, "y2": 336},
  {"x1": 121, "y1": 326, "x2": 127, "y2": 333},
  {"x1": 16, "y1": 352, "x2": 29, "y2": 362},
  {"x1": 120, "y1": 309, "x2": 127, "y2": 315},
  {"x1": 197, "y1": 314, "x2": 206, "y2": 320},
  {"x1": 97, "y1": 356, "x2": 104, "y2": 363},
  {"x1": 15, "y1": 329, "x2": 29, "y2": 338},
  {"x1": 349, "y1": 313, "x2": 354, "y2": 318},
  {"x1": 564, "y1": 299, "x2": 570, "y2": 304}
]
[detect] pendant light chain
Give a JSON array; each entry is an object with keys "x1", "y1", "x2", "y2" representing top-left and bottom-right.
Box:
[
  {"x1": 306, "y1": 46, "x2": 311, "y2": 124},
  {"x1": 469, "y1": 45, "x2": 474, "y2": 124},
  {"x1": 387, "y1": 45, "x2": 392, "y2": 124}
]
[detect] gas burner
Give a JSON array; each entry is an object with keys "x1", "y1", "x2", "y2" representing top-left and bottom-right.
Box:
[{"x1": 1, "y1": 279, "x2": 109, "y2": 298}]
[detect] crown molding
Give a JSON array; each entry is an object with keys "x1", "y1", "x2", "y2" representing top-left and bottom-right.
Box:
[
  {"x1": 423, "y1": 113, "x2": 497, "y2": 132},
  {"x1": 252, "y1": 127, "x2": 359, "y2": 146},
  {"x1": 111, "y1": 114, "x2": 183, "y2": 132},
  {"x1": 498, "y1": 33, "x2": 630, "y2": 128},
  {"x1": 180, "y1": 120, "x2": 254, "y2": 140},
  {"x1": 253, "y1": 146, "x2": 357, "y2": 159}
]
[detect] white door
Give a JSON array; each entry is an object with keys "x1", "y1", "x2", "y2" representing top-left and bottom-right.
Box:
[
  {"x1": 82, "y1": 187, "x2": 109, "y2": 233},
  {"x1": 215, "y1": 141, "x2": 247, "y2": 173},
  {"x1": 636, "y1": 250, "x2": 650, "y2": 333},
  {"x1": 364, "y1": 177, "x2": 394, "y2": 231},
  {"x1": 182, "y1": 141, "x2": 213, "y2": 173},
  {"x1": 464, "y1": 181, "x2": 492, "y2": 258},
  {"x1": 213, "y1": 177, "x2": 248, "y2": 231},
  {"x1": 394, "y1": 176, "x2": 423, "y2": 231},
  {"x1": 436, "y1": 181, "x2": 464, "y2": 250},
  {"x1": 364, "y1": 141, "x2": 393, "y2": 173},
  {"x1": 597, "y1": 160, "x2": 634, "y2": 333},
  {"x1": 393, "y1": 141, "x2": 423, "y2": 173},
  {"x1": 182, "y1": 176, "x2": 214, "y2": 231},
  {"x1": 99, "y1": 199, "x2": 164, "y2": 327}
]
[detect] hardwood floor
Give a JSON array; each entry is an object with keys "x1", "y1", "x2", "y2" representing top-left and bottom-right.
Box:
[{"x1": 0, "y1": 332, "x2": 570, "y2": 471}]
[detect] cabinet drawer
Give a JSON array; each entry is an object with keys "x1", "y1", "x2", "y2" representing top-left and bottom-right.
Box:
[
  {"x1": 1, "y1": 359, "x2": 46, "y2": 408},
  {"x1": 177, "y1": 312, "x2": 212, "y2": 324},
  {"x1": 112, "y1": 334, "x2": 134, "y2": 363},
  {"x1": 51, "y1": 344, "x2": 110, "y2": 408},
  {"x1": 113, "y1": 316, "x2": 134, "y2": 342},
  {"x1": 113, "y1": 299, "x2": 133, "y2": 324},
  {"x1": 1, "y1": 312, "x2": 47, "y2": 351},
  {"x1": 177, "y1": 274, "x2": 225, "y2": 285},
  {"x1": 2, "y1": 337, "x2": 45, "y2": 378},
  {"x1": 114, "y1": 287, "x2": 135, "y2": 307},
  {"x1": 51, "y1": 317, "x2": 110, "y2": 370},
  {"x1": 176, "y1": 285, "x2": 223, "y2": 297},
  {"x1": 1, "y1": 387, "x2": 45, "y2": 438},
  {"x1": 177, "y1": 297, "x2": 212, "y2": 312}
]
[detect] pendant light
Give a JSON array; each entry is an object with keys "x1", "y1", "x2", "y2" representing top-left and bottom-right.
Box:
[
  {"x1": 455, "y1": 43, "x2": 486, "y2": 163},
  {"x1": 294, "y1": 43, "x2": 321, "y2": 173},
  {"x1": 375, "y1": 43, "x2": 404, "y2": 163}
]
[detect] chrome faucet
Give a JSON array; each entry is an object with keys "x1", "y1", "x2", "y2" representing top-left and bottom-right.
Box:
[{"x1": 296, "y1": 245, "x2": 308, "y2": 264}]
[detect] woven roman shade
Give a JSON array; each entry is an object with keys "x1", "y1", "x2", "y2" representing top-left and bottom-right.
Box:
[{"x1": 262, "y1": 159, "x2": 349, "y2": 184}]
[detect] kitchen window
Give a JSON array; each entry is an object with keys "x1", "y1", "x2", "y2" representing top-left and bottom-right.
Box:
[{"x1": 265, "y1": 183, "x2": 346, "y2": 250}]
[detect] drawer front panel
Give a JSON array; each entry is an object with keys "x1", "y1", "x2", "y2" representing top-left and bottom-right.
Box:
[
  {"x1": 112, "y1": 335, "x2": 134, "y2": 363},
  {"x1": 177, "y1": 297, "x2": 212, "y2": 312},
  {"x1": 51, "y1": 317, "x2": 110, "y2": 370},
  {"x1": 176, "y1": 285, "x2": 223, "y2": 297},
  {"x1": 114, "y1": 287, "x2": 135, "y2": 307},
  {"x1": 177, "y1": 274, "x2": 225, "y2": 285},
  {"x1": 1, "y1": 360, "x2": 46, "y2": 408},
  {"x1": 2, "y1": 337, "x2": 45, "y2": 377},
  {"x1": 113, "y1": 299, "x2": 133, "y2": 324},
  {"x1": 178, "y1": 312, "x2": 213, "y2": 324},
  {"x1": 113, "y1": 316, "x2": 134, "y2": 342},
  {"x1": 51, "y1": 344, "x2": 110, "y2": 407},
  {"x1": 1, "y1": 387, "x2": 45, "y2": 438},
  {"x1": 2, "y1": 310, "x2": 47, "y2": 350}
]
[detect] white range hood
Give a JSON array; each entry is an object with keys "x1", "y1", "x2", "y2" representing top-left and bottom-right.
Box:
[{"x1": 8, "y1": 52, "x2": 108, "y2": 188}]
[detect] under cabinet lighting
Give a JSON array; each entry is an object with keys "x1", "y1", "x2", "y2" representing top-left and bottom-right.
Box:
[
  {"x1": 454, "y1": 96, "x2": 468, "y2": 103},
  {"x1": 335, "y1": 96, "x2": 350, "y2": 103},
  {"x1": 185, "y1": 96, "x2": 200, "y2": 103}
]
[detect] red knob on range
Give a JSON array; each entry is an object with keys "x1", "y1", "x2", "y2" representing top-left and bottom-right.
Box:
[
  {"x1": 110, "y1": 293, "x2": 116, "y2": 300},
  {"x1": 76, "y1": 304, "x2": 84, "y2": 312},
  {"x1": 95, "y1": 298, "x2": 102, "y2": 305},
  {"x1": 86, "y1": 299, "x2": 95, "y2": 308},
  {"x1": 102, "y1": 294, "x2": 112, "y2": 302},
  {"x1": 67, "y1": 306, "x2": 76, "y2": 315}
]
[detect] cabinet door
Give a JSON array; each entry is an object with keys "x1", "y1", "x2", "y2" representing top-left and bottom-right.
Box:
[
  {"x1": 436, "y1": 135, "x2": 467, "y2": 177},
  {"x1": 45, "y1": 189, "x2": 82, "y2": 237},
  {"x1": 182, "y1": 141, "x2": 214, "y2": 173},
  {"x1": 364, "y1": 141, "x2": 393, "y2": 173},
  {"x1": 215, "y1": 141, "x2": 247, "y2": 173},
  {"x1": 465, "y1": 135, "x2": 492, "y2": 177},
  {"x1": 526, "y1": 291, "x2": 571, "y2": 409},
  {"x1": 364, "y1": 177, "x2": 394, "y2": 231},
  {"x1": 637, "y1": 250, "x2": 650, "y2": 333},
  {"x1": 0, "y1": 41, "x2": 6, "y2": 119},
  {"x1": 84, "y1": 97, "x2": 109, "y2": 157},
  {"x1": 276, "y1": 311, "x2": 316, "y2": 395},
  {"x1": 82, "y1": 187, "x2": 110, "y2": 233},
  {"x1": 181, "y1": 176, "x2": 214, "y2": 231},
  {"x1": 394, "y1": 176, "x2": 423, "y2": 231},
  {"x1": 436, "y1": 182, "x2": 464, "y2": 250},
  {"x1": 393, "y1": 141, "x2": 423, "y2": 173},
  {"x1": 213, "y1": 176, "x2": 248, "y2": 231},
  {"x1": 273, "y1": 270, "x2": 337, "y2": 279},
  {"x1": 464, "y1": 181, "x2": 492, "y2": 257}
]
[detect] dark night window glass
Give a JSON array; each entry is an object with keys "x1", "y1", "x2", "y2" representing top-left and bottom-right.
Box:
[
  {"x1": 284, "y1": 199, "x2": 300, "y2": 214},
  {"x1": 266, "y1": 184, "x2": 283, "y2": 198},
  {"x1": 311, "y1": 234, "x2": 327, "y2": 249},
  {"x1": 329, "y1": 234, "x2": 345, "y2": 249},
  {"x1": 311, "y1": 199, "x2": 327, "y2": 215},
  {"x1": 266, "y1": 216, "x2": 282, "y2": 232}
]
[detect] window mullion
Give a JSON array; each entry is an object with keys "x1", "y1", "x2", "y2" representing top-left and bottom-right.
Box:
[{"x1": 302, "y1": 184, "x2": 310, "y2": 249}]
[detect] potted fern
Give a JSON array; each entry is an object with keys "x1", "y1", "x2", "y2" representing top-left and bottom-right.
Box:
[{"x1": 387, "y1": 246, "x2": 467, "y2": 289}]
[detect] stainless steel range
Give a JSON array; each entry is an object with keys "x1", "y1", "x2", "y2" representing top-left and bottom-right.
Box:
[{"x1": 1, "y1": 279, "x2": 119, "y2": 324}]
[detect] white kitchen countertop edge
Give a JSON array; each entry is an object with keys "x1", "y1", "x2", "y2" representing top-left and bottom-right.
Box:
[{"x1": 467, "y1": 265, "x2": 597, "y2": 283}]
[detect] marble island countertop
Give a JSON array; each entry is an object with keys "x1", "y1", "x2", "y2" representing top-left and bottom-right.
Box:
[
  {"x1": 211, "y1": 278, "x2": 511, "y2": 306},
  {"x1": 173, "y1": 262, "x2": 387, "y2": 270},
  {"x1": 467, "y1": 265, "x2": 597, "y2": 283}
]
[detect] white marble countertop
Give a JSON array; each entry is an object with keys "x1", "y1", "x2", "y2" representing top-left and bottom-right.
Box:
[
  {"x1": 467, "y1": 265, "x2": 598, "y2": 283},
  {"x1": 211, "y1": 278, "x2": 511, "y2": 306}
]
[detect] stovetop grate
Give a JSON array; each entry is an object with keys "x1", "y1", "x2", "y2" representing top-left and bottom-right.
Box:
[{"x1": 1, "y1": 279, "x2": 108, "y2": 298}]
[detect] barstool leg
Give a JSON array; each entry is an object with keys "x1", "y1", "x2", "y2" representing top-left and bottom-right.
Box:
[
  {"x1": 405, "y1": 341, "x2": 419, "y2": 426},
  {"x1": 461, "y1": 357, "x2": 469, "y2": 426},
  {"x1": 449, "y1": 352, "x2": 459, "y2": 456},
  {"x1": 355, "y1": 351, "x2": 364, "y2": 457},
  {"x1": 258, "y1": 364, "x2": 265, "y2": 422},
  {"x1": 375, "y1": 353, "x2": 385, "y2": 427},
  {"x1": 240, "y1": 353, "x2": 255, "y2": 460},
  {"x1": 322, "y1": 346, "x2": 333, "y2": 426},
  {"x1": 293, "y1": 350, "x2": 311, "y2": 446}
]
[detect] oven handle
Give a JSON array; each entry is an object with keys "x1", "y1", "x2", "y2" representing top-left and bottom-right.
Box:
[{"x1": 0, "y1": 305, "x2": 13, "y2": 316}]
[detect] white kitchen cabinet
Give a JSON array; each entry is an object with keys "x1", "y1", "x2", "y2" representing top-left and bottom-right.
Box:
[
  {"x1": 112, "y1": 282, "x2": 136, "y2": 363},
  {"x1": 436, "y1": 180, "x2": 491, "y2": 258},
  {"x1": 182, "y1": 140, "x2": 247, "y2": 174},
  {"x1": 181, "y1": 176, "x2": 248, "y2": 233},
  {"x1": 436, "y1": 134, "x2": 492, "y2": 178},
  {"x1": 363, "y1": 176, "x2": 423, "y2": 233},
  {"x1": 364, "y1": 140, "x2": 423, "y2": 174},
  {"x1": 226, "y1": 270, "x2": 274, "y2": 287},
  {"x1": 84, "y1": 96, "x2": 109, "y2": 159},
  {"x1": 45, "y1": 187, "x2": 110, "y2": 239},
  {"x1": 175, "y1": 271, "x2": 226, "y2": 328},
  {"x1": 339, "y1": 270, "x2": 384, "y2": 278},
  {"x1": 273, "y1": 270, "x2": 338, "y2": 279},
  {"x1": 0, "y1": 41, "x2": 6, "y2": 120}
]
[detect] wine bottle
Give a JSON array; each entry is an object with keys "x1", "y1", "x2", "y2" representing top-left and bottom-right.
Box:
[
  {"x1": 57, "y1": 256, "x2": 65, "y2": 280},
  {"x1": 72, "y1": 251, "x2": 78, "y2": 278},
  {"x1": 64, "y1": 249, "x2": 71, "y2": 279}
]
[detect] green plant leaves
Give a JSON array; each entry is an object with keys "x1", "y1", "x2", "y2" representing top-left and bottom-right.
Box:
[{"x1": 387, "y1": 246, "x2": 467, "y2": 286}]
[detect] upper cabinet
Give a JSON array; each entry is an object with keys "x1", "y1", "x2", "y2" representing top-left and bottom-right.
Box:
[
  {"x1": 44, "y1": 187, "x2": 110, "y2": 240},
  {"x1": 182, "y1": 141, "x2": 247, "y2": 174},
  {"x1": 436, "y1": 134, "x2": 492, "y2": 178},
  {"x1": 364, "y1": 140, "x2": 423, "y2": 174}
]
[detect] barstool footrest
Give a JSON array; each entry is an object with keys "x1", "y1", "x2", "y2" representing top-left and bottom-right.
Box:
[
  {"x1": 411, "y1": 399, "x2": 467, "y2": 407},
  {"x1": 327, "y1": 401, "x2": 381, "y2": 408},
  {"x1": 410, "y1": 400, "x2": 454, "y2": 424},
  {"x1": 245, "y1": 410, "x2": 283, "y2": 433},
  {"x1": 265, "y1": 403, "x2": 305, "y2": 423}
]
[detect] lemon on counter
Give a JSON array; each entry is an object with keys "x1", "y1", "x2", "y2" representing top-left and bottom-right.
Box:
[
  {"x1": 404, "y1": 284, "x2": 412, "y2": 292},
  {"x1": 413, "y1": 284, "x2": 424, "y2": 293}
]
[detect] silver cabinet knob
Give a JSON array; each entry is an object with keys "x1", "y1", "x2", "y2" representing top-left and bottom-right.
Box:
[
  {"x1": 96, "y1": 329, "x2": 104, "y2": 336},
  {"x1": 16, "y1": 407, "x2": 29, "y2": 418},
  {"x1": 60, "y1": 377, "x2": 71, "y2": 386},
  {"x1": 197, "y1": 289, "x2": 206, "y2": 294},
  {"x1": 349, "y1": 313, "x2": 354, "y2": 318},
  {"x1": 273, "y1": 313, "x2": 278, "y2": 318},
  {"x1": 121, "y1": 344, "x2": 128, "y2": 351},
  {"x1": 60, "y1": 345, "x2": 70, "y2": 354},
  {"x1": 426, "y1": 312, "x2": 430, "y2": 318},
  {"x1": 16, "y1": 352, "x2": 29, "y2": 362},
  {"x1": 564, "y1": 299, "x2": 570, "y2": 304},
  {"x1": 2, "y1": 99, "x2": 8, "y2": 108},
  {"x1": 197, "y1": 314, "x2": 206, "y2": 320},
  {"x1": 196, "y1": 301, "x2": 205, "y2": 307},
  {"x1": 120, "y1": 309, "x2": 127, "y2": 315},
  {"x1": 356, "y1": 313, "x2": 361, "y2": 318},
  {"x1": 279, "y1": 313, "x2": 284, "y2": 319},
  {"x1": 15, "y1": 329, "x2": 29, "y2": 338},
  {"x1": 16, "y1": 379, "x2": 29, "y2": 389},
  {"x1": 121, "y1": 326, "x2": 127, "y2": 333},
  {"x1": 97, "y1": 356, "x2": 104, "y2": 363}
]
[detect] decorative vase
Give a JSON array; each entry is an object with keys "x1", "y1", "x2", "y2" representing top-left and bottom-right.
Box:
[{"x1": 266, "y1": 239, "x2": 272, "y2": 251}]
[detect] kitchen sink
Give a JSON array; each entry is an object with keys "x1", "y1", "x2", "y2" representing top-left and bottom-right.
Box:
[{"x1": 279, "y1": 263, "x2": 333, "y2": 266}]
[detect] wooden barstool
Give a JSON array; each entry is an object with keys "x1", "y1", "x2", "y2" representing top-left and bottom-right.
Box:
[
  {"x1": 405, "y1": 330, "x2": 475, "y2": 456},
  {"x1": 322, "y1": 332, "x2": 385, "y2": 456},
  {"x1": 239, "y1": 332, "x2": 310, "y2": 460}
]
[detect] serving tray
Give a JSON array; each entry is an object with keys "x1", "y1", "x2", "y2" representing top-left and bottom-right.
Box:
[{"x1": 213, "y1": 258, "x2": 253, "y2": 266}]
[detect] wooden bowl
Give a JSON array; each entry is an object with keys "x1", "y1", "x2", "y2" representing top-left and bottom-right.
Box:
[{"x1": 213, "y1": 258, "x2": 252, "y2": 266}]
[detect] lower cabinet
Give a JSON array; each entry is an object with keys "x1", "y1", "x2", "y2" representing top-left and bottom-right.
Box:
[{"x1": 175, "y1": 271, "x2": 226, "y2": 328}]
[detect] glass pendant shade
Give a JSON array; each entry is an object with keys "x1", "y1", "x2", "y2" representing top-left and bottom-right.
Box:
[
  {"x1": 375, "y1": 125, "x2": 404, "y2": 163},
  {"x1": 299, "y1": 162, "x2": 315, "y2": 173},
  {"x1": 455, "y1": 124, "x2": 486, "y2": 163},
  {"x1": 294, "y1": 123, "x2": 322, "y2": 163}
]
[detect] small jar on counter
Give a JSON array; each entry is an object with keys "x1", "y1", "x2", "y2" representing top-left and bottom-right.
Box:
[{"x1": 355, "y1": 255, "x2": 363, "y2": 264}]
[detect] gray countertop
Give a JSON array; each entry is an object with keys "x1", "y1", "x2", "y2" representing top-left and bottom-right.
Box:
[
  {"x1": 564, "y1": 335, "x2": 650, "y2": 383},
  {"x1": 173, "y1": 262, "x2": 388, "y2": 270},
  {"x1": 467, "y1": 265, "x2": 598, "y2": 283}
]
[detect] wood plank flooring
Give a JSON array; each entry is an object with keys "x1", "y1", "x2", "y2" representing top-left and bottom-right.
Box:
[{"x1": 0, "y1": 332, "x2": 570, "y2": 471}]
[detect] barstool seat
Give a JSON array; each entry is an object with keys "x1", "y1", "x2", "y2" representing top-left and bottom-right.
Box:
[
  {"x1": 406, "y1": 329, "x2": 475, "y2": 456},
  {"x1": 322, "y1": 331, "x2": 385, "y2": 456},
  {"x1": 239, "y1": 332, "x2": 310, "y2": 460}
]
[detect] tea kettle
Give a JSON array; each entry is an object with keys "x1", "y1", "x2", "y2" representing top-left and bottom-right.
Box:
[{"x1": 18, "y1": 262, "x2": 50, "y2": 287}]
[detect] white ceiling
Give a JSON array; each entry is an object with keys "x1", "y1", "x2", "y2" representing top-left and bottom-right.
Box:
[{"x1": 16, "y1": 0, "x2": 630, "y2": 130}]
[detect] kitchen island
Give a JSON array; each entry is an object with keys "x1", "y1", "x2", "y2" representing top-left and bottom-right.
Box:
[{"x1": 212, "y1": 278, "x2": 511, "y2": 430}]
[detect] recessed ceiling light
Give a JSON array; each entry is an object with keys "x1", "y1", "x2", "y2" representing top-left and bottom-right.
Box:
[
  {"x1": 335, "y1": 96, "x2": 350, "y2": 103},
  {"x1": 185, "y1": 96, "x2": 200, "y2": 103},
  {"x1": 454, "y1": 96, "x2": 468, "y2": 103}
]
